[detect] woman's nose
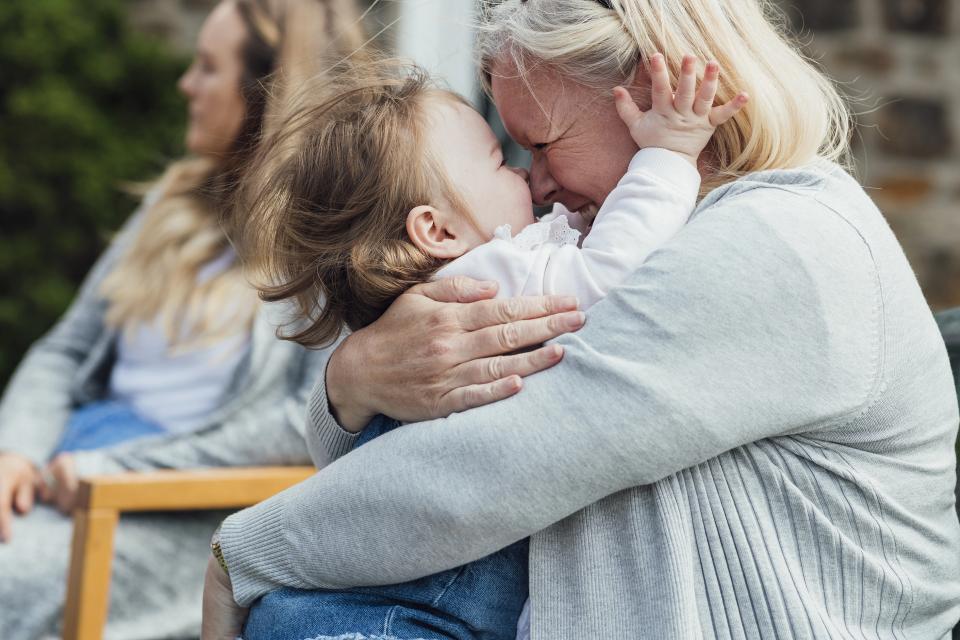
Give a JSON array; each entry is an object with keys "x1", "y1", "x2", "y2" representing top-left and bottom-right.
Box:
[
  {"x1": 178, "y1": 66, "x2": 196, "y2": 98},
  {"x1": 529, "y1": 154, "x2": 560, "y2": 206}
]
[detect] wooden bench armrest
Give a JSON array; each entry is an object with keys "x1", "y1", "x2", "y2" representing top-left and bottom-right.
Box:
[
  {"x1": 65, "y1": 466, "x2": 315, "y2": 640},
  {"x1": 76, "y1": 466, "x2": 316, "y2": 511}
]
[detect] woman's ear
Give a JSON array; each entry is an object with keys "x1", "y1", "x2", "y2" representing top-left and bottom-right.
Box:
[{"x1": 406, "y1": 205, "x2": 472, "y2": 260}]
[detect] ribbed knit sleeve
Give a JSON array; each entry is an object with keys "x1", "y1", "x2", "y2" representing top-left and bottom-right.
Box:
[{"x1": 303, "y1": 352, "x2": 361, "y2": 469}]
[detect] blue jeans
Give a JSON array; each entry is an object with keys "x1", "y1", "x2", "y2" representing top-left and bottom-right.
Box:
[
  {"x1": 243, "y1": 416, "x2": 528, "y2": 640},
  {"x1": 53, "y1": 401, "x2": 165, "y2": 454}
]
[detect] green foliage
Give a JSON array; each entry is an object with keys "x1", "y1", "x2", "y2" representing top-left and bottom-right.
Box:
[{"x1": 0, "y1": 0, "x2": 188, "y2": 386}]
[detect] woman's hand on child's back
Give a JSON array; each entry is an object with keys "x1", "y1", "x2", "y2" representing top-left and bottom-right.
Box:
[{"x1": 326, "y1": 277, "x2": 584, "y2": 432}]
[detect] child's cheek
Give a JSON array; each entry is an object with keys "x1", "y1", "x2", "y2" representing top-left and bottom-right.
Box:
[{"x1": 513, "y1": 208, "x2": 537, "y2": 234}]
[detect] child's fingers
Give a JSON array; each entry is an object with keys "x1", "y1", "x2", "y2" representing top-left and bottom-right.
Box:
[
  {"x1": 694, "y1": 60, "x2": 720, "y2": 116},
  {"x1": 647, "y1": 53, "x2": 673, "y2": 113},
  {"x1": 613, "y1": 86, "x2": 644, "y2": 130},
  {"x1": 674, "y1": 55, "x2": 698, "y2": 113},
  {"x1": 709, "y1": 92, "x2": 749, "y2": 127}
]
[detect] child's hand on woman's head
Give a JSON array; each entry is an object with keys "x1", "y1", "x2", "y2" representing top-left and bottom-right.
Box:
[{"x1": 613, "y1": 53, "x2": 748, "y2": 167}]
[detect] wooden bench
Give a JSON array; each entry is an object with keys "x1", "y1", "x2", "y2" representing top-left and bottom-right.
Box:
[{"x1": 62, "y1": 466, "x2": 315, "y2": 640}]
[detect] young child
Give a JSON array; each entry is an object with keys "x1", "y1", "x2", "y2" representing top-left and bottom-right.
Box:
[{"x1": 238, "y1": 55, "x2": 745, "y2": 640}]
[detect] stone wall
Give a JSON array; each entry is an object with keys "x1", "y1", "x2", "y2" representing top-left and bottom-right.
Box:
[{"x1": 780, "y1": 0, "x2": 960, "y2": 309}]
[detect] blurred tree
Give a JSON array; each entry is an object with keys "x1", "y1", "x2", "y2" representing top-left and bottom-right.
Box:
[{"x1": 0, "y1": 0, "x2": 187, "y2": 386}]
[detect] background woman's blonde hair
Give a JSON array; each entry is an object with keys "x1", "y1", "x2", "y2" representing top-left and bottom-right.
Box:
[
  {"x1": 477, "y1": 0, "x2": 852, "y2": 195},
  {"x1": 99, "y1": 0, "x2": 366, "y2": 346},
  {"x1": 239, "y1": 59, "x2": 471, "y2": 348}
]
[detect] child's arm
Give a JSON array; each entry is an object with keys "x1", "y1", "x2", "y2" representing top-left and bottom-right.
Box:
[
  {"x1": 545, "y1": 54, "x2": 749, "y2": 305},
  {"x1": 440, "y1": 54, "x2": 746, "y2": 310},
  {"x1": 537, "y1": 147, "x2": 701, "y2": 308}
]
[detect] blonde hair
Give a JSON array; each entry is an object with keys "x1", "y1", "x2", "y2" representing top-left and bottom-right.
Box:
[
  {"x1": 477, "y1": 0, "x2": 852, "y2": 194},
  {"x1": 239, "y1": 59, "x2": 471, "y2": 348},
  {"x1": 100, "y1": 0, "x2": 367, "y2": 346}
]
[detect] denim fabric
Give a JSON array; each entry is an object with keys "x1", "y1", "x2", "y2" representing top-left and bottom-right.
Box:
[
  {"x1": 243, "y1": 416, "x2": 528, "y2": 640},
  {"x1": 53, "y1": 400, "x2": 166, "y2": 454}
]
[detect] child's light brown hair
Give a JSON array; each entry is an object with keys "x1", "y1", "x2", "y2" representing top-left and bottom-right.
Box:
[{"x1": 238, "y1": 59, "x2": 473, "y2": 347}]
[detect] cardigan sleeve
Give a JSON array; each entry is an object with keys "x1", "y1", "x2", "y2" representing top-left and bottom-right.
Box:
[{"x1": 302, "y1": 335, "x2": 362, "y2": 469}]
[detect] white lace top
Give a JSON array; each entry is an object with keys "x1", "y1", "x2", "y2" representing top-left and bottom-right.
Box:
[{"x1": 437, "y1": 147, "x2": 702, "y2": 311}]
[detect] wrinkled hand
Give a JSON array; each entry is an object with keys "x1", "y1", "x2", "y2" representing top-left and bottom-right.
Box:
[
  {"x1": 614, "y1": 52, "x2": 748, "y2": 166},
  {"x1": 38, "y1": 453, "x2": 80, "y2": 515},
  {"x1": 326, "y1": 277, "x2": 585, "y2": 432},
  {"x1": 0, "y1": 452, "x2": 39, "y2": 543},
  {"x1": 201, "y1": 557, "x2": 248, "y2": 640}
]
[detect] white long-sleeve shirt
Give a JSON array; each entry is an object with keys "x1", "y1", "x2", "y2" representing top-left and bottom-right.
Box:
[{"x1": 437, "y1": 148, "x2": 701, "y2": 309}]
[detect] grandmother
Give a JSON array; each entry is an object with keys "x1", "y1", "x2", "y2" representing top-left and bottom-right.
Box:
[{"x1": 204, "y1": 0, "x2": 960, "y2": 638}]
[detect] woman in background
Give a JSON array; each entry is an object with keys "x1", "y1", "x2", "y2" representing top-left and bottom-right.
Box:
[{"x1": 0, "y1": 1, "x2": 365, "y2": 637}]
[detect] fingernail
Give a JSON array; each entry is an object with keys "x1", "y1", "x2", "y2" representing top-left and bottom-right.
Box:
[
  {"x1": 549, "y1": 345, "x2": 564, "y2": 359},
  {"x1": 560, "y1": 296, "x2": 579, "y2": 309},
  {"x1": 478, "y1": 281, "x2": 497, "y2": 292},
  {"x1": 564, "y1": 311, "x2": 585, "y2": 329}
]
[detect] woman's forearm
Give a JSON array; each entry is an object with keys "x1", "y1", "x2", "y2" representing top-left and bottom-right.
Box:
[
  {"x1": 304, "y1": 345, "x2": 363, "y2": 468},
  {"x1": 324, "y1": 333, "x2": 376, "y2": 433}
]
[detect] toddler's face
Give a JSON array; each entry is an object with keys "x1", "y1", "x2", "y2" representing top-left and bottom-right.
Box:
[{"x1": 425, "y1": 98, "x2": 536, "y2": 245}]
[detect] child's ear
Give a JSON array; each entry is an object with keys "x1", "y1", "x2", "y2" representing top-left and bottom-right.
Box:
[{"x1": 406, "y1": 205, "x2": 472, "y2": 260}]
